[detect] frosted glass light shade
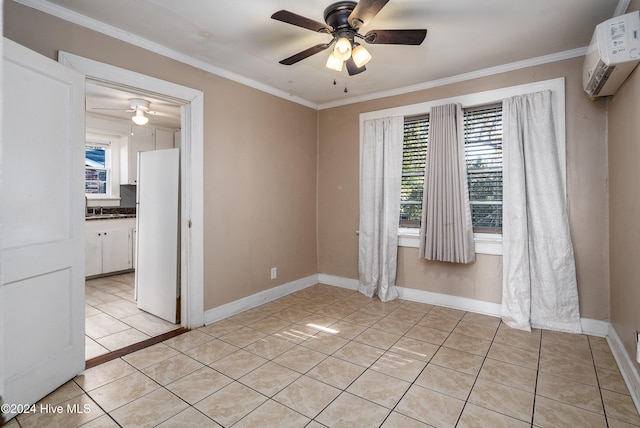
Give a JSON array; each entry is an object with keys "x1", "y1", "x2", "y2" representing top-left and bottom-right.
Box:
[
  {"x1": 333, "y1": 37, "x2": 352, "y2": 61},
  {"x1": 325, "y1": 52, "x2": 344, "y2": 71},
  {"x1": 132, "y1": 110, "x2": 149, "y2": 125},
  {"x1": 352, "y1": 45, "x2": 372, "y2": 68}
]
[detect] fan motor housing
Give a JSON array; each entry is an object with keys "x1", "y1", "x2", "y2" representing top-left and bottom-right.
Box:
[{"x1": 324, "y1": 1, "x2": 357, "y2": 30}]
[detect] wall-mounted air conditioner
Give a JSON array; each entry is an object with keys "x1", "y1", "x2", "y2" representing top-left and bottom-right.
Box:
[{"x1": 583, "y1": 10, "x2": 640, "y2": 98}]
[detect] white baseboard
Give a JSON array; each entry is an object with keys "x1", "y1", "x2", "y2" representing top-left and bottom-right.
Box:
[
  {"x1": 396, "y1": 286, "x2": 503, "y2": 317},
  {"x1": 580, "y1": 317, "x2": 610, "y2": 337},
  {"x1": 607, "y1": 325, "x2": 640, "y2": 414},
  {"x1": 203, "y1": 274, "x2": 319, "y2": 325},
  {"x1": 317, "y1": 273, "x2": 359, "y2": 290}
]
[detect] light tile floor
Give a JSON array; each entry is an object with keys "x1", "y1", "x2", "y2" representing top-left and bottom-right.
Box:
[
  {"x1": 85, "y1": 273, "x2": 179, "y2": 359},
  {"x1": 9, "y1": 283, "x2": 640, "y2": 427}
]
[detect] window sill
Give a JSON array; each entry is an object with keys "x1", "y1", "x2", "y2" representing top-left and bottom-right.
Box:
[
  {"x1": 398, "y1": 229, "x2": 502, "y2": 255},
  {"x1": 86, "y1": 195, "x2": 120, "y2": 200}
]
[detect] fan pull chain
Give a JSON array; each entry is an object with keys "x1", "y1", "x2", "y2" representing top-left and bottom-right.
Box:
[{"x1": 331, "y1": 77, "x2": 348, "y2": 94}]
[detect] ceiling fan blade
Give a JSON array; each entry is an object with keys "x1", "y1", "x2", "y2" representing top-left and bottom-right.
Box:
[
  {"x1": 271, "y1": 10, "x2": 332, "y2": 33},
  {"x1": 364, "y1": 29, "x2": 427, "y2": 45},
  {"x1": 147, "y1": 110, "x2": 171, "y2": 117},
  {"x1": 279, "y1": 43, "x2": 332, "y2": 65},
  {"x1": 348, "y1": 0, "x2": 389, "y2": 28},
  {"x1": 345, "y1": 57, "x2": 366, "y2": 76},
  {"x1": 91, "y1": 107, "x2": 135, "y2": 112}
]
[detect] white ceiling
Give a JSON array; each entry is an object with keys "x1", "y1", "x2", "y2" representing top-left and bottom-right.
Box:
[
  {"x1": 86, "y1": 82, "x2": 182, "y2": 129},
  {"x1": 22, "y1": 0, "x2": 624, "y2": 109}
]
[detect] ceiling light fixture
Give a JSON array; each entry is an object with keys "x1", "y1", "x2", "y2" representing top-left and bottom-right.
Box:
[
  {"x1": 333, "y1": 36, "x2": 352, "y2": 61},
  {"x1": 325, "y1": 35, "x2": 372, "y2": 72},
  {"x1": 351, "y1": 43, "x2": 372, "y2": 68},
  {"x1": 130, "y1": 98, "x2": 150, "y2": 126},
  {"x1": 325, "y1": 51, "x2": 344, "y2": 71},
  {"x1": 132, "y1": 109, "x2": 149, "y2": 126},
  {"x1": 273, "y1": 1, "x2": 427, "y2": 77}
]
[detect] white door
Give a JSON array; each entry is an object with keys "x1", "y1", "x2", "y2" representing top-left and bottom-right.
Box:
[
  {"x1": 135, "y1": 149, "x2": 180, "y2": 323},
  {"x1": 1, "y1": 39, "x2": 85, "y2": 418}
]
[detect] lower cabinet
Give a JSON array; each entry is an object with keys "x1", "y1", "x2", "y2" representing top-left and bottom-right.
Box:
[{"x1": 85, "y1": 218, "x2": 135, "y2": 277}]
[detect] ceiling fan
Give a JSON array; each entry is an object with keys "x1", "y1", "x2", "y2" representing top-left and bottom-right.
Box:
[
  {"x1": 91, "y1": 98, "x2": 166, "y2": 125},
  {"x1": 271, "y1": 0, "x2": 427, "y2": 75}
]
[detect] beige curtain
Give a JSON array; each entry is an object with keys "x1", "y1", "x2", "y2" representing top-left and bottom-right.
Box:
[
  {"x1": 502, "y1": 90, "x2": 581, "y2": 333},
  {"x1": 419, "y1": 103, "x2": 475, "y2": 263},
  {"x1": 358, "y1": 117, "x2": 403, "y2": 302}
]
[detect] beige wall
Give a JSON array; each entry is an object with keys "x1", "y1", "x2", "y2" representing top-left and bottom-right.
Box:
[
  {"x1": 608, "y1": 0, "x2": 640, "y2": 371},
  {"x1": 4, "y1": 1, "x2": 615, "y2": 323},
  {"x1": 318, "y1": 57, "x2": 610, "y2": 319},
  {"x1": 3, "y1": 1, "x2": 319, "y2": 311}
]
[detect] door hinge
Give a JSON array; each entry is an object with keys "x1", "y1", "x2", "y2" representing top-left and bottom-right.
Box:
[{"x1": 188, "y1": 219, "x2": 192, "y2": 228}]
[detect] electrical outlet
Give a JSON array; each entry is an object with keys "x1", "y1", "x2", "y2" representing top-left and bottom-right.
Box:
[{"x1": 270, "y1": 267, "x2": 277, "y2": 280}]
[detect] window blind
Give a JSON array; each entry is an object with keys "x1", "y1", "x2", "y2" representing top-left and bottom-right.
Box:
[
  {"x1": 399, "y1": 104, "x2": 503, "y2": 233},
  {"x1": 400, "y1": 115, "x2": 428, "y2": 228},
  {"x1": 464, "y1": 104, "x2": 503, "y2": 233}
]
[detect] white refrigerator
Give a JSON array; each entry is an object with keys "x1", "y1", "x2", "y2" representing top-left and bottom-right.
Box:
[{"x1": 135, "y1": 148, "x2": 180, "y2": 323}]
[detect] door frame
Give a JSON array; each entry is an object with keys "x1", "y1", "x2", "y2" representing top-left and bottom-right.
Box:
[{"x1": 59, "y1": 51, "x2": 204, "y2": 329}]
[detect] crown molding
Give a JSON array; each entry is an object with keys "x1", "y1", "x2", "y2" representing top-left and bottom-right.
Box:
[
  {"x1": 317, "y1": 47, "x2": 587, "y2": 109},
  {"x1": 14, "y1": 0, "x2": 320, "y2": 110}
]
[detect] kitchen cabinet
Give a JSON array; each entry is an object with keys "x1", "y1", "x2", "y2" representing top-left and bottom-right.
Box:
[
  {"x1": 155, "y1": 128, "x2": 174, "y2": 150},
  {"x1": 85, "y1": 218, "x2": 135, "y2": 277},
  {"x1": 125, "y1": 125, "x2": 176, "y2": 184}
]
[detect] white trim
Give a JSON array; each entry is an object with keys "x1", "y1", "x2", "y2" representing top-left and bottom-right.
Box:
[
  {"x1": 398, "y1": 286, "x2": 503, "y2": 317},
  {"x1": 360, "y1": 78, "x2": 565, "y2": 121},
  {"x1": 317, "y1": 273, "x2": 359, "y2": 290},
  {"x1": 398, "y1": 230, "x2": 503, "y2": 255},
  {"x1": 318, "y1": 274, "x2": 611, "y2": 337},
  {"x1": 203, "y1": 275, "x2": 319, "y2": 325},
  {"x1": 58, "y1": 51, "x2": 205, "y2": 329},
  {"x1": 607, "y1": 325, "x2": 640, "y2": 414},
  {"x1": 580, "y1": 318, "x2": 610, "y2": 337}
]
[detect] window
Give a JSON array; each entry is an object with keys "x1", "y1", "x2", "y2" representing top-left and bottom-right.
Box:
[
  {"x1": 361, "y1": 78, "x2": 566, "y2": 254},
  {"x1": 399, "y1": 104, "x2": 503, "y2": 233},
  {"x1": 85, "y1": 143, "x2": 110, "y2": 195},
  {"x1": 464, "y1": 105, "x2": 503, "y2": 233},
  {"x1": 400, "y1": 115, "x2": 429, "y2": 228}
]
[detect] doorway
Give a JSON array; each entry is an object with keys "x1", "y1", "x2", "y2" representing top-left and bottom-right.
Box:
[
  {"x1": 84, "y1": 81, "x2": 183, "y2": 358},
  {"x1": 58, "y1": 51, "x2": 205, "y2": 357}
]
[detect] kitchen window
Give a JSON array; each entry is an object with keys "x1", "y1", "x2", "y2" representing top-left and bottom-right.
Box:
[{"x1": 85, "y1": 142, "x2": 111, "y2": 196}]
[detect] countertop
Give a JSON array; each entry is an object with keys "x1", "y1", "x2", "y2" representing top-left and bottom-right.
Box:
[
  {"x1": 86, "y1": 207, "x2": 136, "y2": 221},
  {"x1": 86, "y1": 213, "x2": 136, "y2": 221}
]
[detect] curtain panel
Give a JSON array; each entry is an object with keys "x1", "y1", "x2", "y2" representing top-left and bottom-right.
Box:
[
  {"x1": 419, "y1": 103, "x2": 476, "y2": 264},
  {"x1": 501, "y1": 90, "x2": 581, "y2": 333},
  {"x1": 358, "y1": 117, "x2": 403, "y2": 302}
]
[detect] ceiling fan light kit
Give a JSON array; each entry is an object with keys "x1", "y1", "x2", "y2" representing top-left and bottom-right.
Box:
[
  {"x1": 271, "y1": 0, "x2": 427, "y2": 76},
  {"x1": 352, "y1": 43, "x2": 372, "y2": 67},
  {"x1": 130, "y1": 98, "x2": 150, "y2": 125},
  {"x1": 333, "y1": 36, "x2": 353, "y2": 61},
  {"x1": 326, "y1": 52, "x2": 344, "y2": 71},
  {"x1": 132, "y1": 109, "x2": 149, "y2": 125}
]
